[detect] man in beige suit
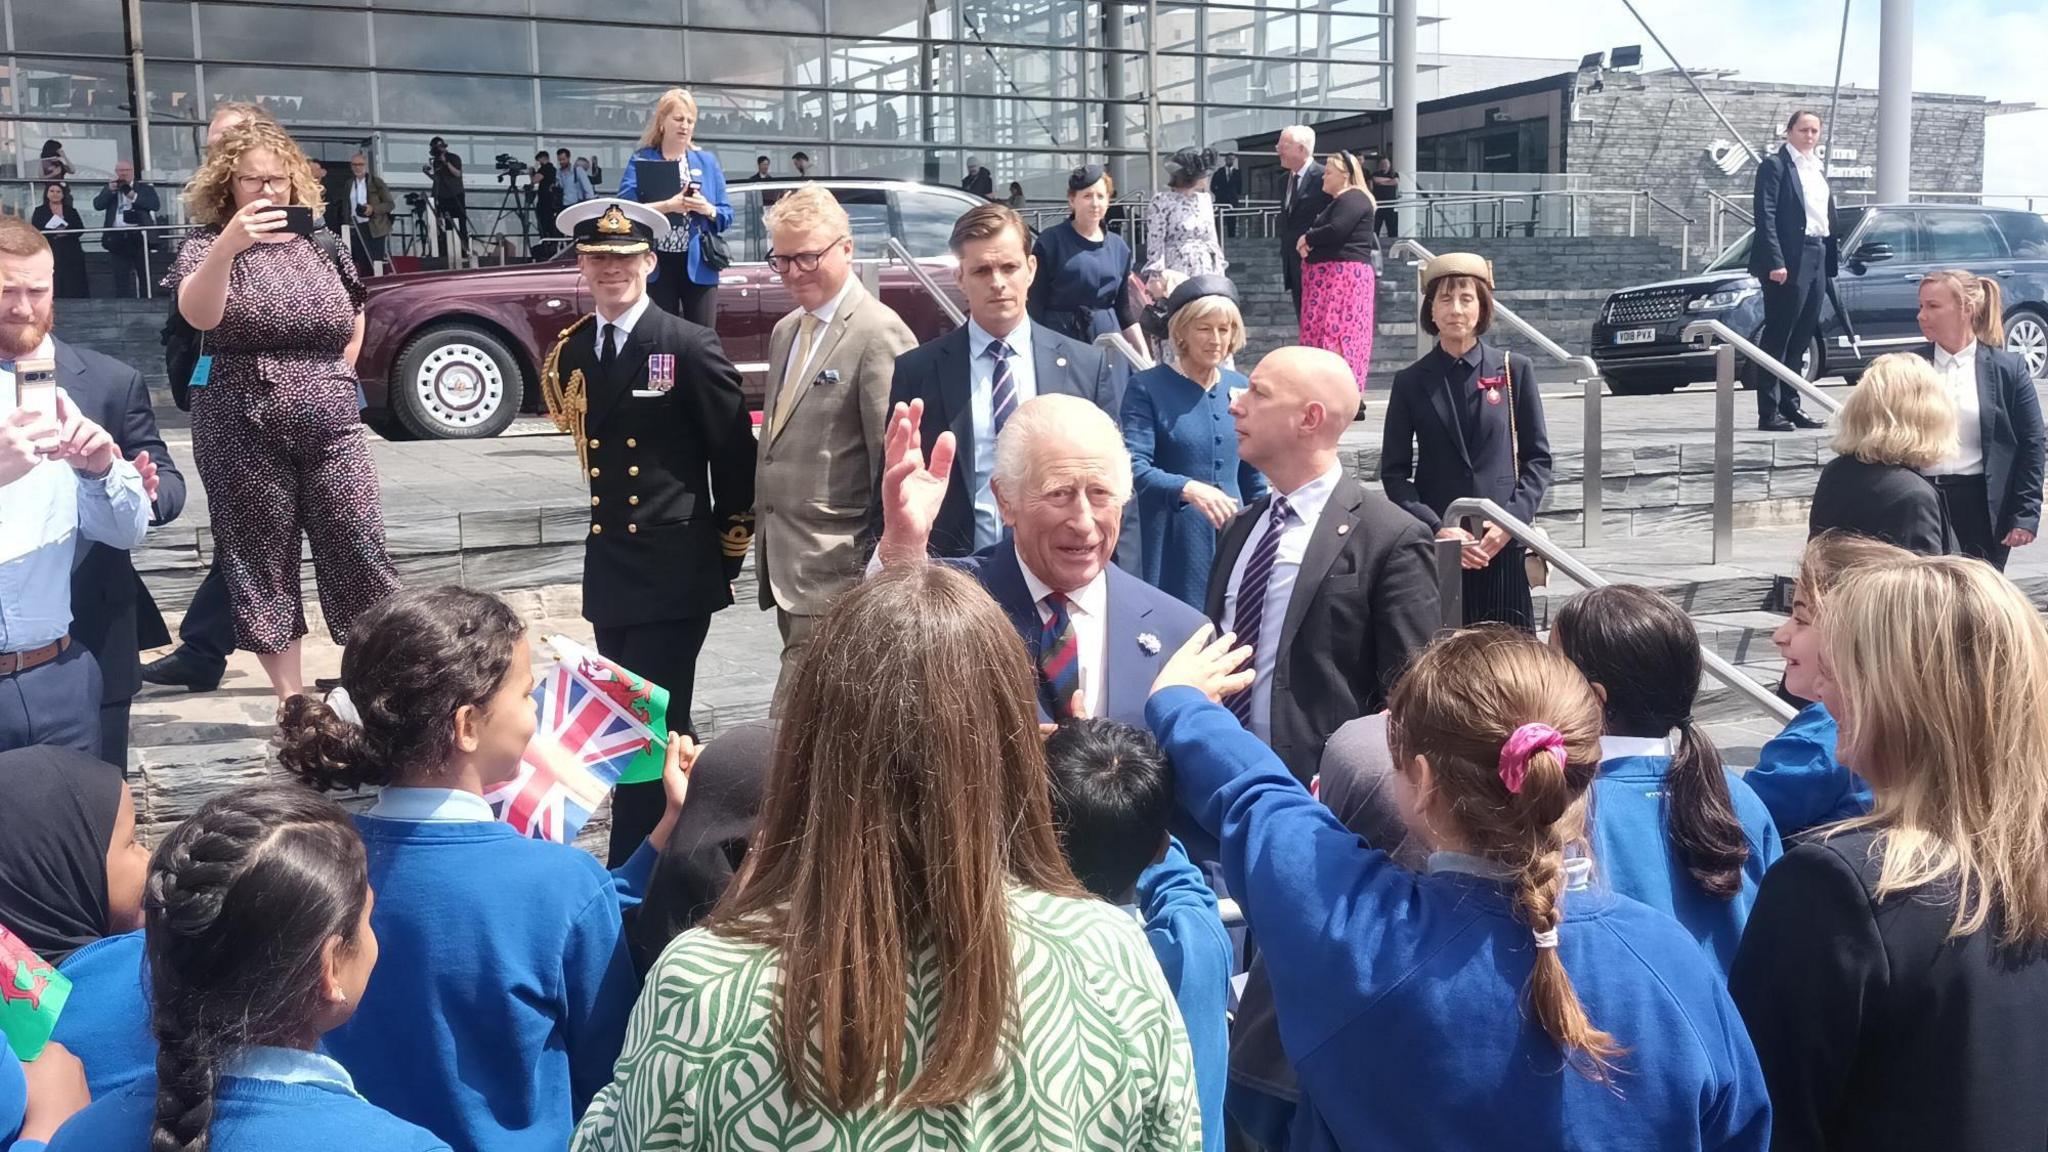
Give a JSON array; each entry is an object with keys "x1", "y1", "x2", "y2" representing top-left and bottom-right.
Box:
[{"x1": 756, "y1": 185, "x2": 916, "y2": 683}]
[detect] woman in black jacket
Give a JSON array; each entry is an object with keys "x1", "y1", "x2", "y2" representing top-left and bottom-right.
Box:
[
  {"x1": 32, "y1": 182, "x2": 90, "y2": 297},
  {"x1": 1808, "y1": 352, "x2": 1957, "y2": 555},
  {"x1": 1295, "y1": 150, "x2": 1377, "y2": 415},
  {"x1": 1380, "y1": 253, "x2": 1551, "y2": 628},
  {"x1": 1730, "y1": 556, "x2": 2048, "y2": 1152}
]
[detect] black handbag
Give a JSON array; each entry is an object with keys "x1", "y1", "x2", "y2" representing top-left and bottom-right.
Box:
[{"x1": 698, "y1": 227, "x2": 731, "y2": 271}]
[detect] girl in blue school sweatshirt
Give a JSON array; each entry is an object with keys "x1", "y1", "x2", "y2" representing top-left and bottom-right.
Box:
[
  {"x1": 1148, "y1": 626, "x2": 1770, "y2": 1152},
  {"x1": 44, "y1": 785, "x2": 450, "y2": 1152},
  {"x1": 273, "y1": 587, "x2": 695, "y2": 1152},
  {"x1": 1553, "y1": 585, "x2": 1783, "y2": 976}
]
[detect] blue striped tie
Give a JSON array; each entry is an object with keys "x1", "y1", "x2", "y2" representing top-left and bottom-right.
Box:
[
  {"x1": 987, "y1": 339, "x2": 1017, "y2": 434},
  {"x1": 1226, "y1": 494, "x2": 1293, "y2": 727}
]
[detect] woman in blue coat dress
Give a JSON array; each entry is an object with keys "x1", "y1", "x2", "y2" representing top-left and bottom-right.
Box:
[
  {"x1": 617, "y1": 87, "x2": 732, "y2": 329},
  {"x1": 1122, "y1": 275, "x2": 1266, "y2": 608},
  {"x1": 1028, "y1": 164, "x2": 1143, "y2": 348}
]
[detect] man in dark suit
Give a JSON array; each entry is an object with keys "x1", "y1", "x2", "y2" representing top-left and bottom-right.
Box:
[
  {"x1": 1210, "y1": 345, "x2": 1437, "y2": 783},
  {"x1": 1211, "y1": 153, "x2": 1243, "y2": 238},
  {"x1": 1747, "y1": 110, "x2": 1834, "y2": 432},
  {"x1": 962, "y1": 159, "x2": 995, "y2": 198},
  {"x1": 543, "y1": 197, "x2": 757, "y2": 866},
  {"x1": 874, "y1": 393, "x2": 1205, "y2": 728},
  {"x1": 1276, "y1": 126, "x2": 1331, "y2": 318},
  {"x1": 873, "y1": 201, "x2": 1126, "y2": 558},
  {"x1": 91, "y1": 161, "x2": 161, "y2": 299}
]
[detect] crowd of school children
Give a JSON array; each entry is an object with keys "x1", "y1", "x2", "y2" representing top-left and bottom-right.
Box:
[{"x1": 5, "y1": 520, "x2": 2047, "y2": 1152}]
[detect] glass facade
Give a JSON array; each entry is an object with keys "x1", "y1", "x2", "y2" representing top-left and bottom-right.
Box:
[{"x1": 3, "y1": 0, "x2": 1387, "y2": 203}]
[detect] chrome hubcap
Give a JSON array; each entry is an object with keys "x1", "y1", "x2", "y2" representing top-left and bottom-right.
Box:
[
  {"x1": 413, "y1": 343, "x2": 505, "y2": 429},
  {"x1": 2008, "y1": 316, "x2": 2048, "y2": 381}
]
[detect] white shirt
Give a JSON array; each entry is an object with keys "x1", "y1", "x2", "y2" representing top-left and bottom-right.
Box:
[
  {"x1": 966, "y1": 317, "x2": 1040, "y2": 550},
  {"x1": 1219, "y1": 464, "x2": 1343, "y2": 744},
  {"x1": 40, "y1": 213, "x2": 67, "y2": 231},
  {"x1": 779, "y1": 274, "x2": 856, "y2": 396},
  {"x1": 1019, "y1": 558, "x2": 1109, "y2": 719},
  {"x1": 593, "y1": 292, "x2": 653, "y2": 359},
  {"x1": 350, "y1": 176, "x2": 369, "y2": 213},
  {"x1": 1598, "y1": 735, "x2": 1676, "y2": 763},
  {"x1": 1924, "y1": 341, "x2": 1985, "y2": 477},
  {"x1": 1785, "y1": 143, "x2": 1830, "y2": 239}
]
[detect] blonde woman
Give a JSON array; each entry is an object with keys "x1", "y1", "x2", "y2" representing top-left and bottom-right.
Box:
[
  {"x1": 1807, "y1": 352, "x2": 1958, "y2": 554},
  {"x1": 164, "y1": 118, "x2": 399, "y2": 701},
  {"x1": 1914, "y1": 267, "x2": 2044, "y2": 569},
  {"x1": 617, "y1": 87, "x2": 732, "y2": 326},
  {"x1": 1731, "y1": 555, "x2": 2048, "y2": 1151},
  {"x1": 1296, "y1": 150, "x2": 1378, "y2": 412},
  {"x1": 1120, "y1": 275, "x2": 1266, "y2": 607}
]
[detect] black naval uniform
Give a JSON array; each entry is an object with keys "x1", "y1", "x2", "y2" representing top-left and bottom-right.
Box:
[{"x1": 548, "y1": 302, "x2": 756, "y2": 865}]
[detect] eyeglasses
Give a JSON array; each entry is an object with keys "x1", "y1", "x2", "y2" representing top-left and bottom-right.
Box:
[
  {"x1": 234, "y1": 174, "x2": 290, "y2": 192},
  {"x1": 765, "y1": 238, "x2": 848, "y2": 274}
]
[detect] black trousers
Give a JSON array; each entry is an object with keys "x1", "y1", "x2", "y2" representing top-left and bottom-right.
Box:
[
  {"x1": 1375, "y1": 206, "x2": 1399, "y2": 238},
  {"x1": 348, "y1": 226, "x2": 387, "y2": 275},
  {"x1": 595, "y1": 616, "x2": 711, "y2": 866},
  {"x1": 99, "y1": 700, "x2": 130, "y2": 776},
  {"x1": 1752, "y1": 237, "x2": 1826, "y2": 421},
  {"x1": 176, "y1": 560, "x2": 236, "y2": 666},
  {"x1": 649, "y1": 252, "x2": 719, "y2": 328},
  {"x1": 1932, "y1": 473, "x2": 2011, "y2": 570},
  {"x1": 108, "y1": 243, "x2": 149, "y2": 298}
]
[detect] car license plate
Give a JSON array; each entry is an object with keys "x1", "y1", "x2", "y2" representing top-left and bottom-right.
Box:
[{"x1": 1613, "y1": 328, "x2": 1658, "y2": 345}]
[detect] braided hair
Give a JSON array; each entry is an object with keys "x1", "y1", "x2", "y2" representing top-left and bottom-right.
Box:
[{"x1": 146, "y1": 786, "x2": 369, "y2": 1152}]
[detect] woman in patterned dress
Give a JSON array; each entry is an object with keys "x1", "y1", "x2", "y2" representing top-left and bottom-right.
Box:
[
  {"x1": 1142, "y1": 147, "x2": 1228, "y2": 284},
  {"x1": 576, "y1": 566, "x2": 1201, "y2": 1152},
  {"x1": 1296, "y1": 150, "x2": 1378, "y2": 416},
  {"x1": 166, "y1": 118, "x2": 400, "y2": 700}
]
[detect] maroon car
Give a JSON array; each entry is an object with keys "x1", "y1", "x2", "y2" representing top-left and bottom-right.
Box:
[{"x1": 357, "y1": 178, "x2": 980, "y2": 439}]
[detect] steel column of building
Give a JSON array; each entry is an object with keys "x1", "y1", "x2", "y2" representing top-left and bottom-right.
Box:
[
  {"x1": 1391, "y1": 0, "x2": 1417, "y2": 180},
  {"x1": 1876, "y1": 0, "x2": 1913, "y2": 202},
  {"x1": 1104, "y1": 2, "x2": 1132, "y2": 195}
]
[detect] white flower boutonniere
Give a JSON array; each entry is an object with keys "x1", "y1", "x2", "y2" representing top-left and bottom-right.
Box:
[{"x1": 1137, "y1": 633, "x2": 1161, "y2": 655}]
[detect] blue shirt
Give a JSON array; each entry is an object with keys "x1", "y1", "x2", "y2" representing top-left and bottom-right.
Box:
[
  {"x1": 1589, "y1": 738, "x2": 1784, "y2": 976},
  {"x1": 1132, "y1": 838, "x2": 1233, "y2": 1152},
  {"x1": 1147, "y1": 687, "x2": 1772, "y2": 1152},
  {"x1": 964, "y1": 317, "x2": 1041, "y2": 549},
  {"x1": 615, "y1": 147, "x2": 731, "y2": 286},
  {"x1": 559, "y1": 164, "x2": 595, "y2": 206},
  {"x1": 49, "y1": 931, "x2": 152, "y2": 1098},
  {"x1": 1740, "y1": 703, "x2": 1868, "y2": 838}
]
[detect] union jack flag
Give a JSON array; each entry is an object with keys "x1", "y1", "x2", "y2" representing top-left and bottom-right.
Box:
[{"x1": 486, "y1": 636, "x2": 659, "y2": 843}]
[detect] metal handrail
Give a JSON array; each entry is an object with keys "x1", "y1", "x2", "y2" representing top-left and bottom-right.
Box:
[
  {"x1": 1389, "y1": 237, "x2": 1612, "y2": 545},
  {"x1": 1093, "y1": 332, "x2": 1154, "y2": 371},
  {"x1": 1442, "y1": 496, "x2": 1797, "y2": 725},
  {"x1": 884, "y1": 237, "x2": 964, "y2": 327},
  {"x1": 1682, "y1": 319, "x2": 1844, "y2": 415}
]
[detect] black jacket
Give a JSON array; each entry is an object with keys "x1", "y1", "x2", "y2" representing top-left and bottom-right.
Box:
[
  {"x1": 631, "y1": 719, "x2": 773, "y2": 973},
  {"x1": 1748, "y1": 145, "x2": 1839, "y2": 282},
  {"x1": 57, "y1": 339, "x2": 187, "y2": 703},
  {"x1": 1211, "y1": 166, "x2": 1243, "y2": 206},
  {"x1": 1918, "y1": 344, "x2": 2046, "y2": 537},
  {"x1": 1381, "y1": 340, "x2": 1552, "y2": 531},
  {"x1": 549, "y1": 306, "x2": 756, "y2": 626},
  {"x1": 962, "y1": 168, "x2": 994, "y2": 197},
  {"x1": 1731, "y1": 828, "x2": 2048, "y2": 1152},
  {"x1": 1278, "y1": 162, "x2": 1333, "y2": 289},
  {"x1": 1202, "y1": 471, "x2": 1439, "y2": 784},
  {"x1": 1303, "y1": 188, "x2": 1377, "y2": 265},
  {"x1": 1808, "y1": 455, "x2": 1953, "y2": 555}
]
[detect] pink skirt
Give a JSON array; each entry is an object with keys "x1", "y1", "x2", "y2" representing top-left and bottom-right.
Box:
[{"x1": 1300, "y1": 259, "x2": 1376, "y2": 395}]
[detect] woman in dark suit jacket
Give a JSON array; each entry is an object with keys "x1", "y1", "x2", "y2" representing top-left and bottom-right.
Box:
[
  {"x1": 1914, "y1": 268, "x2": 2046, "y2": 571},
  {"x1": 1380, "y1": 253, "x2": 1551, "y2": 628},
  {"x1": 32, "y1": 182, "x2": 90, "y2": 298},
  {"x1": 1808, "y1": 352, "x2": 1957, "y2": 555}
]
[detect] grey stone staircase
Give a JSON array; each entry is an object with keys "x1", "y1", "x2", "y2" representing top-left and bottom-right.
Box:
[{"x1": 53, "y1": 298, "x2": 173, "y2": 394}]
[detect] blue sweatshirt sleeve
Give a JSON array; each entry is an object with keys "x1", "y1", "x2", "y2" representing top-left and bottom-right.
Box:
[
  {"x1": 609, "y1": 839, "x2": 658, "y2": 909},
  {"x1": 560, "y1": 882, "x2": 641, "y2": 1115},
  {"x1": 1740, "y1": 705, "x2": 1866, "y2": 837},
  {"x1": 1136, "y1": 838, "x2": 1233, "y2": 1152}
]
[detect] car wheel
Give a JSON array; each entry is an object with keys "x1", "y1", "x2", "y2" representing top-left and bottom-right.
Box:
[
  {"x1": 390, "y1": 325, "x2": 525, "y2": 440},
  {"x1": 2007, "y1": 310, "x2": 2048, "y2": 381},
  {"x1": 1601, "y1": 373, "x2": 1680, "y2": 397}
]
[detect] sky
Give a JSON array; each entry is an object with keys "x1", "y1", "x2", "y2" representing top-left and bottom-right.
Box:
[{"x1": 1432, "y1": 0, "x2": 2048, "y2": 202}]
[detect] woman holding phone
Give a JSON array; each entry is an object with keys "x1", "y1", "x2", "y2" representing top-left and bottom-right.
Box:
[
  {"x1": 164, "y1": 118, "x2": 400, "y2": 702},
  {"x1": 618, "y1": 87, "x2": 733, "y2": 327}
]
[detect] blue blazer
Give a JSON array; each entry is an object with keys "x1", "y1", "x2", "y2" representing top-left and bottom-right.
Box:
[
  {"x1": 616, "y1": 146, "x2": 732, "y2": 287},
  {"x1": 1381, "y1": 340, "x2": 1551, "y2": 532},
  {"x1": 1918, "y1": 344, "x2": 2046, "y2": 536},
  {"x1": 873, "y1": 321, "x2": 1127, "y2": 557},
  {"x1": 1747, "y1": 146, "x2": 1838, "y2": 282},
  {"x1": 956, "y1": 539, "x2": 1205, "y2": 726}
]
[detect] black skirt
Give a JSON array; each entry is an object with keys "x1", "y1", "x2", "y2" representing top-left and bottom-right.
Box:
[{"x1": 1462, "y1": 541, "x2": 1534, "y2": 630}]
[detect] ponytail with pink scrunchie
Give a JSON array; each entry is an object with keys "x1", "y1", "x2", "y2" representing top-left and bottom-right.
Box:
[{"x1": 1498, "y1": 722, "x2": 1565, "y2": 794}]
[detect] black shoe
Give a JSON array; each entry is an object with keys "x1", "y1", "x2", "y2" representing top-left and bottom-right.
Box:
[
  {"x1": 1786, "y1": 412, "x2": 1826, "y2": 430},
  {"x1": 140, "y1": 647, "x2": 226, "y2": 692},
  {"x1": 1757, "y1": 417, "x2": 1796, "y2": 433},
  {"x1": 313, "y1": 677, "x2": 342, "y2": 693},
  {"x1": 1354, "y1": 399, "x2": 1369, "y2": 422}
]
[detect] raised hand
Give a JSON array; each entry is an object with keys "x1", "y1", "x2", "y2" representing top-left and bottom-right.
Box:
[
  {"x1": 1150, "y1": 624, "x2": 1256, "y2": 704},
  {"x1": 646, "y1": 730, "x2": 701, "y2": 851},
  {"x1": 877, "y1": 399, "x2": 956, "y2": 568},
  {"x1": 134, "y1": 449, "x2": 160, "y2": 504},
  {"x1": 50, "y1": 390, "x2": 117, "y2": 477},
  {"x1": 0, "y1": 408, "x2": 56, "y2": 487}
]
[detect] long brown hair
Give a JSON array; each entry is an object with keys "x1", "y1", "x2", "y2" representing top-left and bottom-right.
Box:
[
  {"x1": 707, "y1": 565, "x2": 1085, "y2": 1111},
  {"x1": 1388, "y1": 628, "x2": 1625, "y2": 1082},
  {"x1": 1921, "y1": 268, "x2": 2006, "y2": 346}
]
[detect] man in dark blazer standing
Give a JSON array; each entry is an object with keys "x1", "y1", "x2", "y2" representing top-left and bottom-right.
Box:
[
  {"x1": 1276, "y1": 125, "x2": 1331, "y2": 318},
  {"x1": 543, "y1": 197, "x2": 757, "y2": 866},
  {"x1": 91, "y1": 161, "x2": 161, "y2": 299},
  {"x1": 873, "y1": 202, "x2": 1126, "y2": 558},
  {"x1": 1209, "y1": 345, "x2": 1438, "y2": 784},
  {"x1": 1747, "y1": 110, "x2": 1834, "y2": 432},
  {"x1": 1211, "y1": 153, "x2": 1243, "y2": 238}
]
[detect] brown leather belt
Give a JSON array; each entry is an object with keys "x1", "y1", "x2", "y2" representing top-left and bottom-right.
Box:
[{"x1": 0, "y1": 636, "x2": 69, "y2": 678}]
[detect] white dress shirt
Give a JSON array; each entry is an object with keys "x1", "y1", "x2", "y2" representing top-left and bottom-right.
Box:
[
  {"x1": 350, "y1": 176, "x2": 369, "y2": 216},
  {"x1": 1785, "y1": 143, "x2": 1830, "y2": 239},
  {"x1": 1218, "y1": 464, "x2": 1343, "y2": 744},
  {"x1": 1924, "y1": 341, "x2": 1985, "y2": 477},
  {"x1": 1019, "y1": 559, "x2": 1109, "y2": 719},
  {"x1": 779, "y1": 274, "x2": 856, "y2": 396},
  {"x1": 593, "y1": 292, "x2": 653, "y2": 358},
  {"x1": 1598, "y1": 734, "x2": 1676, "y2": 764},
  {"x1": 965, "y1": 317, "x2": 1040, "y2": 549}
]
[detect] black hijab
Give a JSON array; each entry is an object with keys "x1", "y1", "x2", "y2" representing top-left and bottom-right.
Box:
[{"x1": 0, "y1": 746, "x2": 124, "y2": 964}]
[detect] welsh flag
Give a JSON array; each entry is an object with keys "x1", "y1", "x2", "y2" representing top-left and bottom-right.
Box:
[
  {"x1": 0, "y1": 925, "x2": 70, "y2": 1062},
  {"x1": 484, "y1": 635, "x2": 672, "y2": 843}
]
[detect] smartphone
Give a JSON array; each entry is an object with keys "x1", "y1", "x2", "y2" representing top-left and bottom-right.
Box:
[
  {"x1": 15, "y1": 357, "x2": 57, "y2": 423},
  {"x1": 280, "y1": 205, "x2": 317, "y2": 237}
]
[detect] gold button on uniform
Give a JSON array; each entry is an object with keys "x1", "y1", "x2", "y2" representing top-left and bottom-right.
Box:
[
  {"x1": 628, "y1": 465, "x2": 640, "y2": 477},
  {"x1": 626, "y1": 438, "x2": 638, "y2": 448},
  {"x1": 590, "y1": 523, "x2": 602, "y2": 535},
  {"x1": 627, "y1": 523, "x2": 639, "y2": 534},
  {"x1": 629, "y1": 495, "x2": 640, "y2": 506},
  {"x1": 587, "y1": 438, "x2": 600, "y2": 449},
  {"x1": 590, "y1": 496, "x2": 600, "y2": 507},
  {"x1": 589, "y1": 467, "x2": 600, "y2": 479}
]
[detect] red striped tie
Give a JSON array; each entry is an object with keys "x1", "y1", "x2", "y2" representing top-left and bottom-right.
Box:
[{"x1": 1040, "y1": 592, "x2": 1081, "y2": 719}]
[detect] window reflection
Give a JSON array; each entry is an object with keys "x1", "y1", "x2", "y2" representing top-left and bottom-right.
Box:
[
  {"x1": 537, "y1": 23, "x2": 682, "y2": 83},
  {"x1": 14, "y1": 59, "x2": 130, "y2": 122},
  {"x1": 143, "y1": 1, "x2": 198, "y2": 59},
  {"x1": 204, "y1": 65, "x2": 370, "y2": 125},
  {"x1": 197, "y1": 4, "x2": 371, "y2": 68},
  {"x1": 14, "y1": 0, "x2": 124, "y2": 53},
  {"x1": 379, "y1": 73, "x2": 535, "y2": 130},
  {"x1": 374, "y1": 13, "x2": 529, "y2": 74},
  {"x1": 685, "y1": 0, "x2": 823, "y2": 34}
]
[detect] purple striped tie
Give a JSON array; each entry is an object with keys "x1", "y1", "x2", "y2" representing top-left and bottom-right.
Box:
[
  {"x1": 1226, "y1": 495, "x2": 1293, "y2": 727},
  {"x1": 987, "y1": 339, "x2": 1017, "y2": 433}
]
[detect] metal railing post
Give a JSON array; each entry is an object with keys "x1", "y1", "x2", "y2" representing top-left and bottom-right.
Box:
[
  {"x1": 1681, "y1": 223, "x2": 1691, "y2": 271},
  {"x1": 885, "y1": 237, "x2": 965, "y2": 326},
  {"x1": 1628, "y1": 193, "x2": 1638, "y2": 238},
  {"x1": 140, "y1": 240, "x2": 153, "y2": 300},
  {"x1": 1713, "y1": 343, "x2": 1735, "y2": 564},
  {"x1": 1583, "y1": 365, "x2": 1603, "y2": 547},
  {"x1": 1412, "y1": 253, "x2": 1429, "y2": 361},
  {"x1": 1434, "y1": 537, "x2": 1466, "y2": 629}
]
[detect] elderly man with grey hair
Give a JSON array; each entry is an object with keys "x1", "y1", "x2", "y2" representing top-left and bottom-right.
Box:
[
  {"x1": 1276, "y1": 124, "x2": 1331, "y2": 317},
  {"x1": 875, "y1": 392, "x2": 1206, "y2": 726}
]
